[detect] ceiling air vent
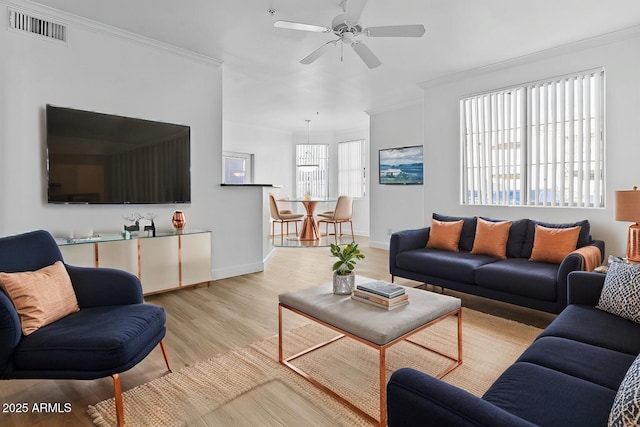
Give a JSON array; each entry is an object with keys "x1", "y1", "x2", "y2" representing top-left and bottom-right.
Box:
[{"x1": 8, "y1": 9, "x2": 67, "y2": 43}]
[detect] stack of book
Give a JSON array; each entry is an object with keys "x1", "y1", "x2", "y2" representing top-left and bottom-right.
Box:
[{"x1": 351, "y1": 281, "x2": 409, "y2": 310}]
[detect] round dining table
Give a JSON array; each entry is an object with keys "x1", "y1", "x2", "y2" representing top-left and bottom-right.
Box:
[{"x1": 279, "y1": 198, "x2": 336, "y2": 241}]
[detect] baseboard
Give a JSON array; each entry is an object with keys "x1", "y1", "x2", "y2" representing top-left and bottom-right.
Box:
[
  {"x1": 263, "y1": 246, "x2": 277, "y2": 266},
  {"x1": 212, "y1": 261, "x2": 265, "y2": 280},
  {"x1": 368, "y1": 240, "x2": 390, "y2": 250}
]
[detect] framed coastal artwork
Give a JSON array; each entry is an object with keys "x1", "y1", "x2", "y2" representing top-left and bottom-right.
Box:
[{"x1": 378, "y1": 145, "x2": 424, "y2": 185}]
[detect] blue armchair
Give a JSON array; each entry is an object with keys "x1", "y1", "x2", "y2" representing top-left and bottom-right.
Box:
[{"x1": 0, "y1": 230, "x2": 171, "y2": 426}]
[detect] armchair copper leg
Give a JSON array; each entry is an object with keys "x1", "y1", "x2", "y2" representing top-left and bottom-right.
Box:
[
  {"x1": 159, "y1": 340, "x2": 172, "y2": 372},
  {"x1": 112, "y1": 373, "x2": 124, "y2": 427}
]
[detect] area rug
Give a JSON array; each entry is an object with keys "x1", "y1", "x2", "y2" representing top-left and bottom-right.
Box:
[{"x1": 88, "y1": 308, "x2": 541, "y2": 426}]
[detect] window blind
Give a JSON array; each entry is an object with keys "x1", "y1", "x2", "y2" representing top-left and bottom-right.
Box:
[
  {"x1": 460, "y1": 68, "x2": 605, "y2": 208},
  {"x1": 296, "y1": 144, "x2": 329, "y2": 198},
  {"x1": 338, "y1": 140, "x2": 365, "y2": 198}
]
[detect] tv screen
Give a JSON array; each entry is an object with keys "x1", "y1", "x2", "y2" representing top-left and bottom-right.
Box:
[{"x1": 46, "y1": 105, "x2": 191, "y2": 204}]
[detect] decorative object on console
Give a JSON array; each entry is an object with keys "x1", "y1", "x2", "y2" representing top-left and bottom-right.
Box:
[
  {"x1": 329, "y1": 242, "x2": 365, "y2": 295},
  {"x1": 143, "y1": 213, "x2": 157, "y2": 237},
  {"x1": 144, "y1": 221, "x2": 156, "y2": 237},
  {"x1": 615, "y1": 186, "x2": 640, "y2": 263},
  {"x1": 172, "y1": 210, "x2": 186, "y2": 232},
  {"x1": 123, "y1": 212, "x2": 143, "y2": 234}
]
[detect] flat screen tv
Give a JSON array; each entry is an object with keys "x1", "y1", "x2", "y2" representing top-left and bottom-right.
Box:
[{"x1": 46, "y1": 105, "x2": 191, "y2": 204}]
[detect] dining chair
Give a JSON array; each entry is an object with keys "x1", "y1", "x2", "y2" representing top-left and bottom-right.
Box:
[
  {"x1": 317, "y1": 195, "x2": 355, "y2": 243},
  {"x1": 268, "y1": 194, "x2": 304, "y2": 238}
]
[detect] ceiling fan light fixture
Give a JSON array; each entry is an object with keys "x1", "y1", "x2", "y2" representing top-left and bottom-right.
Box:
[{"x1": 276, "y1": 0, "x2": 425, "y2": 69}]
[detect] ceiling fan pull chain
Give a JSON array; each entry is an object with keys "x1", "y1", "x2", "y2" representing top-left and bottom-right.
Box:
[{"x1": 341, "y1": 40, "x2": 344, "y2": 62}]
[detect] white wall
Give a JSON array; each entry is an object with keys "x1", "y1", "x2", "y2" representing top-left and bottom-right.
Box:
[
  {"x1": 368, "y1": 103, "x2": 425, "y2": 248},
  {"x1": 222, "y1": 121, "x2": 293, "y2": 191},
  {"x1": 0, "y1": 2, "x2": 265, "y2": 280},
  {"x1": 369, "y1": 31, "x2": 640, "y2": 257}
]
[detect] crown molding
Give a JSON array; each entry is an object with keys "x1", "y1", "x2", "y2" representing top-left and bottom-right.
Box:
[
  {"x1": 1, "y1": 0, "x2": 223, "y2": 66},
  {"x1": 365, "y1": 97, "x2": 423, "y2": 116},
  {"x1": 419, "y1": 24, "x2": 640, "y2": 90}
]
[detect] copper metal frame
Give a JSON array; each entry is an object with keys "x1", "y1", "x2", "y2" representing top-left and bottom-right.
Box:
[
  {"x1": 317, "y1": 218, "x2": 355, "y2": 244},
  {"x1": 112, "y1": 340, "x2": 172, "y2": 427},
  {"x1": 278, "y1": 304, "x2": 462, "y2": 426},
  {"x1": 298, "y1": 200, "x2": 320, "y2": 241}
]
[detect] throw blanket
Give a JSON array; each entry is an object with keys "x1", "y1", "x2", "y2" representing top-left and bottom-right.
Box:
[{"x1": 570, "y1": 246, "x2": 602, "y2": 272}]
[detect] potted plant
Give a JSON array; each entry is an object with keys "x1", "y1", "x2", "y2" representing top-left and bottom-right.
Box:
[{"x1": 330, "y1": 242, "x2": 365, "y2": 295}]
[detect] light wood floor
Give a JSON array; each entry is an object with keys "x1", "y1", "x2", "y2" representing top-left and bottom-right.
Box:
[{"x1": 0, "y1": 237, "x2": 556, "y2": 426}]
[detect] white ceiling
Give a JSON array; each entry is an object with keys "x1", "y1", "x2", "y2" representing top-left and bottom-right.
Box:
[{"x1": 28, "y1": 0, "x2": 640, "y2": 134}]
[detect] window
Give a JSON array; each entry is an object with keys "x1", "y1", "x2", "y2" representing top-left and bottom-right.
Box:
[
  {"x1": 223, "y1": 151, "x2": 253, "y2": 184},
  {"x1": 460, "y1": 68, "x2": 605, "y2": 208},
  {"x1": 338, "y1": 139, "x2": 366, "y2": 198},
  {"x1": 296, "y1": 144, "x2": 328, "y2": 198}
]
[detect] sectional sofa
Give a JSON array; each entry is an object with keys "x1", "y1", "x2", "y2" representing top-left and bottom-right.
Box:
[
  {"x1": 389, "y1": 214, "x2": 605, "y2": 314},
  {"x1": 386, "y1": 269, "x2": 640, "y2": 426}
]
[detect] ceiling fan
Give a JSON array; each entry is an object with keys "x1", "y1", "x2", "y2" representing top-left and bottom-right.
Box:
[{"x1": 273, "y1": 0, "x2": 425, "y2": 69}]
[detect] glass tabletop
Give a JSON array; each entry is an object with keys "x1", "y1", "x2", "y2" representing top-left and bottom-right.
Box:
[{"x1": 278, "y1": 198, "x2": 337, "y2": 202}]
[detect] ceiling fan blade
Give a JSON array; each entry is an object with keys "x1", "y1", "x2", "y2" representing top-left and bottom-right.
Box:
[
  {"x1": 364, "y1": 24, "x2": 426, "y2": 37},
  {"x1": 300, "y1": 40, "x2": 337, "y2": 64},
  {"x1": 351, "y1": 41, "x2": 381, "y2": 69},
  {"x1": 274, "y1": 20, "x2": 331, "y2": 33},
  {"x1": 343, "y1": 0, "x2": 368, "y2": 23}
]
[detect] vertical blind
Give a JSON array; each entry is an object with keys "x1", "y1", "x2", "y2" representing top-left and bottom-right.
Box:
[
  {"x1": 296, "y1": 144, "x2": 328, "y2": 198},
  {"x1": 460, "y1": 68, "x2": 605, "y2": 208},
  {"x1": 338, "y1": 140, "x2": 366, "y2": 198}
]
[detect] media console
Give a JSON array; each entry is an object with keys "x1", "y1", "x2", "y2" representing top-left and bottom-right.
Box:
[{"x1": 57, "y1": 230, "x2": 211, "y2": 295}]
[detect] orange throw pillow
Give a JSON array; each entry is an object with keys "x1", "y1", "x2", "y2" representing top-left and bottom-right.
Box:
[
  {"x1": 471, "y1": 218, "x2": 513, "y2": 259},
  {"x1": 529, "y1": 225, "x2": 581, "y2": 264},
  {"x1": 0, "y1": 261, "x2": 79, "y2": 335},
  {"x1": 427, "y1": 219, "x2": 464, "y2": 252}
]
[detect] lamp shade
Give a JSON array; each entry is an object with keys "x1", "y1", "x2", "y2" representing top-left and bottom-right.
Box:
[{"x1": 615, "y1": 189, "x2": 640, "y2": 223}]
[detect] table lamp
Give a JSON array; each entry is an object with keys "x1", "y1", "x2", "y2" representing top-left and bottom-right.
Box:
[{"x1": 615, "y1": 186, "x2": 640, "y2": 263}]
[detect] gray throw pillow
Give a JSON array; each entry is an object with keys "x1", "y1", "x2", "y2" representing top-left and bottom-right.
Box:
[
  {"x1": 597, "y1": 262, "x2": 640, "y2": 324},
  {"x1": 608, "y1": 354, "x2": 640, "y2": 427}
]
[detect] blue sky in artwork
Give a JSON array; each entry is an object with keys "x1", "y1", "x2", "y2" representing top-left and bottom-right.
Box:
[{"x1": 380, "y1": 146, "x2": 423, "y2": 165}]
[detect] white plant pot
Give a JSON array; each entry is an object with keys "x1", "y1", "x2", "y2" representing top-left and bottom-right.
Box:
[{"x1": 333, "y1": 272, "x2": 355, "y2": 295}]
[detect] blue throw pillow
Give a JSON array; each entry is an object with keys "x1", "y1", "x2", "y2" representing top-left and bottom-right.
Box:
[
  {"x1": 608, "y1": 354, "x2": 640, "y2": 427},
  {"x1": 597, "y1": 262, "x2": 640, "y2": 324}
]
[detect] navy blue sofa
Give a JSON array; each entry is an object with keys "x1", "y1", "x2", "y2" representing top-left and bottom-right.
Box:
[
  {"x1": 387, "y1": 271, "x2": 640, "y2": 426},
  {"x1": 0, "y1": 230, "x2": 170, "y2": 426},
  {"x1": 389, "y1": 215, "x2": 605, "y2": 314}
]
